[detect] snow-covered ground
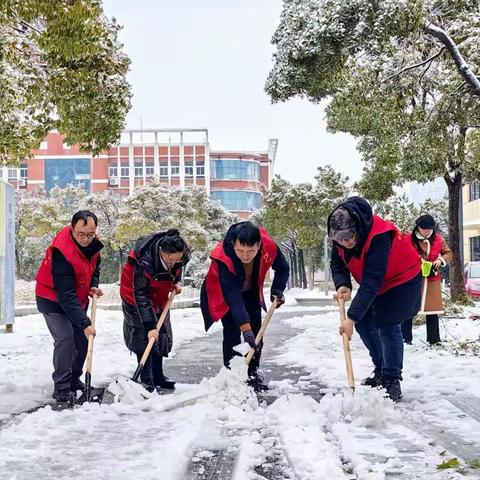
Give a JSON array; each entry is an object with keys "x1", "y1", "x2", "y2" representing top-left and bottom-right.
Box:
[{"x1": 1, "y1": 294, "x2": 479, "y2": 479}]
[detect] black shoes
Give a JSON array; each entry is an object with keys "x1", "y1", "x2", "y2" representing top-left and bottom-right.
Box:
[
  {"x1": 382, "y1": 378, "x2": 402, "y2": 402},
  {"x1": 155, "y1": 376, "x2": 176, "y2": 390},
  {"x1": 53, "y1": 389, "x2": 76, "y2": 404},
  {"x1": 361, "y1": 368, "x2": 383, "y2": 388},
  {"x1": 70, "y1": 378, "x2": 86, "y2": 393},
  {"x1": 246, "y1": 373, "x2": 269, "y2": 393}
]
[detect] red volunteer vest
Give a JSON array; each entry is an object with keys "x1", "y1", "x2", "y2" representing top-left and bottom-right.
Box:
[
  {"x1": 205, "y1": 228, "x2": 277, "y2": 322},
  {"x1": 338, "y1": 215, "x2": 421, "y2": 295},
  {"x1": 35, "y1": 226, "x2": 100, "y2": 308},
  {"x1": 120, "y1": 250, "x2": 177, "y2": 312}
]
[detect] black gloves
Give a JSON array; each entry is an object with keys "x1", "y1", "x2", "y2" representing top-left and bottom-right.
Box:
[
  {"x1": 242, "y1": 329, "x2": 258, "y2": 351},
  {"x1": 270, "y1": 289, "x2": 285, "y2": 308}
]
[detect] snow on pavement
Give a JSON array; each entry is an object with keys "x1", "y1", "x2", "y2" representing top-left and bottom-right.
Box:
[{"x1": 1, "y1": 300, "x2": 480, "y2": 479}]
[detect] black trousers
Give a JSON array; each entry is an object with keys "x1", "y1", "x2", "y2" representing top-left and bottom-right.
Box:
[
  {"x1": 221, "y1": 289, "x2": 263, "y2": 376},
  {"x1": 136, "y1": 352, "x2": 166, "y2": 386},
  {"x1": 43, "y1": 312, "x2": 88, "y2": 391},
  {"x1": 401, "y1": 314, "x2": 441, "y2": 344}
]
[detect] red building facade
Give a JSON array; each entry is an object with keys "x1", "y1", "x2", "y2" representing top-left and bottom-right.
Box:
[{"x1": 3, "y1": 129, "x2": 277, "y2": 218}]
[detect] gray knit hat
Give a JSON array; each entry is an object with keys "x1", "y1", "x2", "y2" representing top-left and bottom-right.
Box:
[{"x1": 328, "y1": 207, "x2": 357, "y2": 242}]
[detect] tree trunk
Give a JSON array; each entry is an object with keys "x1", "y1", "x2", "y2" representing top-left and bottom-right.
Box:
[
  {"x1": 298, "y1": 248, "x2": 308, "y2": 289},
  {"x1": 445, "y1": 172, "x2": 467, "y2": 301},
  {"x1": 15, "y1": 248, "x2": 21, "y2": 279},
  {"x1": 291, "y1": 243, "x2": 299, "y2": 288},
  {"x1": 305, "y1": 249, "x2": 315, "y2": 290}
]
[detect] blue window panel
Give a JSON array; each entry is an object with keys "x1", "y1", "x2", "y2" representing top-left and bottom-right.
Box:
[
  {"x1": 45, "y1": 158, "x2": 91, "y2": 192},
  {"x1": 211, "y1": 191, "x2": 261, "y2": 211},
  {"x1": 211, "y1": 160, "x2": 260, "y2": 181}
]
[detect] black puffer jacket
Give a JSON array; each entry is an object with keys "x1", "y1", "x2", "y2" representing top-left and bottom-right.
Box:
[
  {"x1": 329, "y1": 197, "x2": 421, "y2": 325},
  {"x1": 122, "y1": 232, "x2": 189, "y2": 355}
]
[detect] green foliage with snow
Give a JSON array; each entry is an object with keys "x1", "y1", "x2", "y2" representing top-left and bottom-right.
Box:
[
  {"x1": 0, "y1": 0, "x2": 131, "y2": 164},
  {"x1": 267, "y1": 0, "x2": 480, "y2": 300},
  {"x1": 15, "y1": 183, "x2": 235, "y2": 285}
]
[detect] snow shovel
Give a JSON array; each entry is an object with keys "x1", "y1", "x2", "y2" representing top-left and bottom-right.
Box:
[
  {"x1": 132, "y1": 290, "x2": 176, "y2": 383},
  {"x1": 335, "y1": 296, "x2": 355, "y2": 396},
  {"x1": 233, "y1": 297, "x2": 279, "y2": 365},
  {"x1": 107, "y1": 291, "x2": 177, "y2": 403},
  {"x1": 78, "y1": 294, "x2": 105, "y2": 403}
]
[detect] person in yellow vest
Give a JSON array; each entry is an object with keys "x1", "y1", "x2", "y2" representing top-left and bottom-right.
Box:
[{"x1": 401, "y1": 214, "x2": 452, "y2": 345}]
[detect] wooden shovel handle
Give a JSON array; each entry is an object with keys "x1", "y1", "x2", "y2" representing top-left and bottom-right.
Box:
[
  {"x1": 85, "y1": 294, "x2": 98, "y2": 375},
  {"x1": 245, "y1": 297, "x2": 278, "y2": 365},
  {"x1": 336, "y1": 296, "x2": 355, "y2": 391},
  {"x1": 138, "y1": 290, "x2": 176, "y2": 367}
]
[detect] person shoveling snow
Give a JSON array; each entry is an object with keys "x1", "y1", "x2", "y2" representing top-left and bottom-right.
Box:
[
  {"x1": 200, "y1": 221, "x2": 289, "y2": 392},
  {"x1": 119, "y1": 229, "x2": 190, "y2": 394}
]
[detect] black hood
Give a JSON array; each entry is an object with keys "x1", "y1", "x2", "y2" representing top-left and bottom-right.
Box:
[{"x1": 327, "y1": 196, "x2": 373, "y2": 254}]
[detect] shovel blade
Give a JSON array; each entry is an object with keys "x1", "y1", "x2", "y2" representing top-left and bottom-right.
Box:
[
  {"x1": 107, "y1": 377, "x2": 156, "y2": 404},
  {"x1": 233, "y1": 342, "x2": 251, "y2": 356},
  {"x1": 78, "y1": 387, "x2": 106, "y2": 404}
]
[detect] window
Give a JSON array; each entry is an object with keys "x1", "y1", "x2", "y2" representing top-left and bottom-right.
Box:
[
  {"x1": 145, "y1": 166, "x2": 155, "y2": 177},
  {"x1": 7, "y1": 169, "x2": 17, "y2": 179},
  {"x1": 120, "y1": 166, "x2": 129, "y2": 178},
  {"x1": 134, "y1": 166, "x2": 144, "y2": 177},
  {"x1": 44, "y1": 158, "x2": 91, "y2": 192},
  {"x1": 211, "y1": 191, "x2": 261, "y2": 211},
  {"x1": 109, "y1": 166, "x2": 118, "y2": 177},
  {"x1": 171, "y1": 166, "x2": 180, "y2": 177},
  {"x1": 471, "y1": 236, "x2": 480, "y2": 261},
  {"x1": 470, "y1": 181, "x2": 480, "y2": 201},
  {"x1": 20, "y1": 165, "x2": 27, "y2": 178},
  {"x1": 212, "y1": 159, "x2": 260, "y2": 181},
  {"x1": 196, "y1": 165, "x2": 205, "y2": 176},
  {"x1": 159, "y1": 164, "x2": 168, "y2": 177},
  {"x1": 185, "y1": 161, "x2": 194, "y2": 177}
]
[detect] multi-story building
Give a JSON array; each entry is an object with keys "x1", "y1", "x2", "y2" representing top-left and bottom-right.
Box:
[
  {"x1": 463, "y1": 181, "x2": 480, "y2": 263},
  {"x1": 2, "y1": 129, "x2": 277, "y2": 218}
]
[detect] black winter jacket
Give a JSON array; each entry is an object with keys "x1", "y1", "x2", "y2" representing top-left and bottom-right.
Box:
[
  {"x1": 329, "y1": 197, "x2": 421, "y2": 325},
  {"x1": 122, "y1": 232, "x2": 189, "y2": 332},
  {"x1": 201, "y1": 223, "x2": 290, "y2": 331}
]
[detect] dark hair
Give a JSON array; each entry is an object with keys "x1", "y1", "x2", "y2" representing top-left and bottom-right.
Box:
[
  {"x1": 159, "y1": 229, "x2": 189, "y2": 254},
  {"x1": 71, "y1": 210, "x2": 98, "y2": 228},
  {"x1": 230, "y1": 222, "x2": 261, "y2": 246}
]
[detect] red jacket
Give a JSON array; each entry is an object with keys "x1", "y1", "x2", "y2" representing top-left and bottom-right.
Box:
[
  {"x1": 35, "y1": 226, "x2": 100, "y2": 309},
  {"x1": 204, "y1": 228, "x2": 277, "y2": 322},
  {"x1": 338, "y1": 215, "x2": 421, "y2": 295},
  {"x1": 120, "y1": 250, "x2": 178, "y2": 312}
]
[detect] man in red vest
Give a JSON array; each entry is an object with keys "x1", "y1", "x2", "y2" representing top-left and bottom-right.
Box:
[
  {"x1": 328, "y1": 197, "x2": 422, "y2": 402},
  {"x1": 201, "y1": 221, "x2": 289, "y2": 392},
  {"x1": 36, "y1": 210, "x2": 104, "y2": 404},
  {"x1": 120, "y1": 229, "x2": 190, "y2": 391}
]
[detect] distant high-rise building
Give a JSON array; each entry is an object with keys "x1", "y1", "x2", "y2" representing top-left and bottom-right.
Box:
[{"x1": 399, "y1": 178, "x2": 447, "y2": 206}]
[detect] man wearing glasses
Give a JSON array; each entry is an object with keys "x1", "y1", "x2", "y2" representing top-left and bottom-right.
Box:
[{"x1": 36, "y1": 210, "x2": 104, "y2": 404}]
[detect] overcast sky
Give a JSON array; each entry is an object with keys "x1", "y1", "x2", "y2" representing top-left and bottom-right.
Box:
[{"x1": 102, "y1": 0, "x2": 363, "y2": 184}]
